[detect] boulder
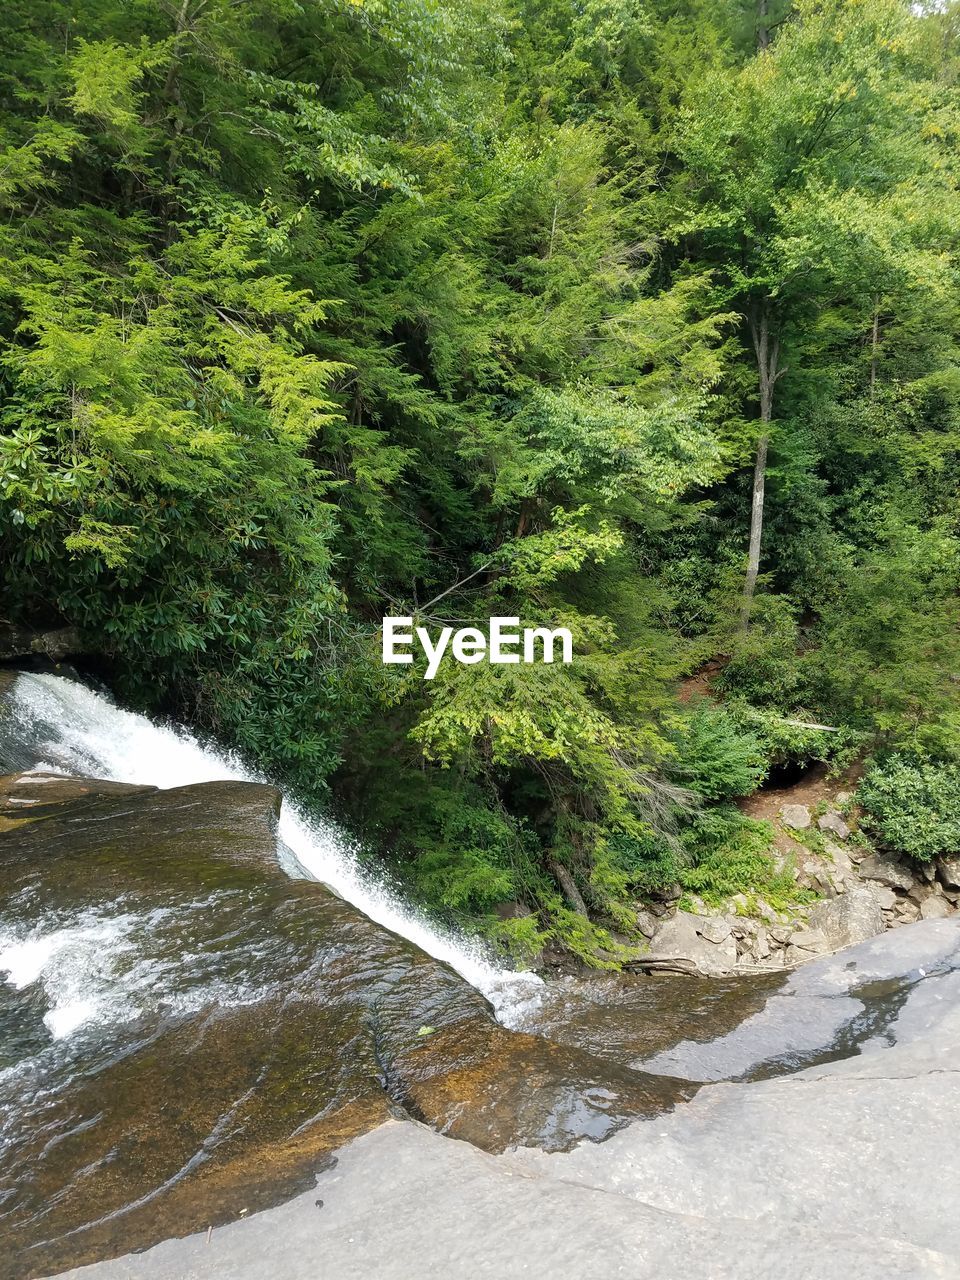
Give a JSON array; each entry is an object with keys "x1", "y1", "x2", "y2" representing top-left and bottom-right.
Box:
[
  {"x1": 920, "y1": 896, "x2": 952, "y2": 921},
  {"x1": 858, "y1": 853, "x2": 914, "y2": 893},
  {"x1": 868, "y1": 885, "x2": 898, "y2": 911},
  {"x1": 0, "y1": 622, "x2": 84, "y2": 661},
  {"x1": 494, "y1": 900, "x2": 535, "y2": 920},
  {"x1": 907, "y1": 881, "x2": 934, "y2": 906},
  {"x1": 698, "y1": 916, "x2": 732, "y2": 945},
  {"x1": 635, "y1": 909, "x2": 660, "y2": 939},
  {"x1": 754, "y1": 898, "x2": 780, "y2": 924},
  {"x1": 646, "y1": 910, "x2": 737, "y2": 976},
  {"x1": 817, "y1": 810, "x2": 851, "y2": 840},
  {"x1": 780, "y1": 804, "x2": 811, "y2": 830},
  {"x1": 808, "y1": 888, "x2": 886, "y2": 951}
]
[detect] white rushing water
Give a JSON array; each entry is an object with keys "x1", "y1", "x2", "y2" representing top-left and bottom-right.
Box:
[{"x1": 0, "y1": 672, "x2": 542, "y2": 1031}]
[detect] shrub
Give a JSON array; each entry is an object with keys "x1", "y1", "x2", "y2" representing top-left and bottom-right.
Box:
[
  {"x1": 604, "y1": 831, "x2": 683, "y2": 893},
  {"x1": 858, "y1": 755, "x2": 960, "y2": 862},
  {"x1": 726, "y1": 703, "x2": 862, "y2": 774},
  {"x1": 669, "y1": 702, "x2": 767, "y2": 800},
  {"x1": 679, "y1": 806, "x2": 804, "y2": 911},
  {"x1": 715, "y1": 595, "x2": 803, "y2": 707}
]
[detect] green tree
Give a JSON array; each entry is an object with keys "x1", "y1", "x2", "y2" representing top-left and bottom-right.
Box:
[{"x1": 664, "y1": 0, "x2": 956, "y2": 624}]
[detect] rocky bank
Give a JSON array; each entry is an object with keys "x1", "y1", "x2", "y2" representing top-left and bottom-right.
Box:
[{"x1": 634, "y1": 786, "x2": 958, "y2": 977}]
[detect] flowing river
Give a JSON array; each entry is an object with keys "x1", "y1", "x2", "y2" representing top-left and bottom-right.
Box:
[{"x1": 1, "y1": 671, "x2": 958, "y2": 1280}]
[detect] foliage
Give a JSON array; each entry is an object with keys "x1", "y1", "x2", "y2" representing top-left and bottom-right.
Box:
[
  {"x1": 2, "y1": 0, "x2": 960, "y2": 963},
  {"x1": 679, "y1": 808, "x2": 806, "y2": 912},
  {"x1": 668, "y1": 702, "x2": 767, "y2": 800},
  {"x1": 859, "y1": 755, "x2": 960, "y2": 862}
]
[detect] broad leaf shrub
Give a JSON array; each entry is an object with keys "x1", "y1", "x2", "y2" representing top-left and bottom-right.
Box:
[{"x1": 859, "y1": 755, "x2": 960, "y2": 862}]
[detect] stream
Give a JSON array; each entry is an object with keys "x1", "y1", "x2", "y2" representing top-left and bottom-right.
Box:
[{"x1": 1, "y1": 672, "x2": 958, "y2": 1280}]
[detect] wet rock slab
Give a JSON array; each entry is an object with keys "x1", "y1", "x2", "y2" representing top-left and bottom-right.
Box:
[
  {"x1": 0, "y1": 774, "x2": 693, "y2": 1280},
  {"x1": 510, "y1": 926, "x2": 960, "y2": 1276},
  {"x1": 513, "y1": 919, "x2": 960, "y2": 1088},
  {"x1": 51, "y1": 1076, "x2": 958, "y2": 1280}
]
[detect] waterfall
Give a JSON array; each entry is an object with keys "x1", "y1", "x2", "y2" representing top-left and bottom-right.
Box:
[{"x1": 1, "y1": 671, "x2": 541, "y2": 1026}]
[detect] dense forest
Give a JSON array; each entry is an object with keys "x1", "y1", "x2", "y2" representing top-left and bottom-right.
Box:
[{"x1": 2, "y1": 0, "x2": 960, "y2": 964}]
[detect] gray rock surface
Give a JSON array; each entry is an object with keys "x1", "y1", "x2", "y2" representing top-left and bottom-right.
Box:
[
  {"x1": 646, "y1": 910, "x2": 737, "y2": 975},
  {"x1": 859, "y1": 852, "x2": 914, "y2": 892},
  {"x1": 808, "y1": 887, "x2": 885, "y2": 950},
  {"x1": 780, "y1": 803, "x2": 812, "y2": 830},
  {"x1": 636, "y1": 919, "x2": 960, "y2": 1082},
  {"x1": 57, "y1": 921, "x2": 960, "y2": 1280},
  {"x1": 51, "y1": 1118, "x2": 956, "y2": 1280}
]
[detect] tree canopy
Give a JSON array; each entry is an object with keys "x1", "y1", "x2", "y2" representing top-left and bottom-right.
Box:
[{"x1": 2, "y1": 0, "x2": 959, "y2": 963}]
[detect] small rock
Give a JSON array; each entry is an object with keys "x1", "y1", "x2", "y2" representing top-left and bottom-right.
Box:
[
  {"x1": 858, "y1": 853, "x2": 914, "y2": 893},
  {"x1": 781, "y1": 804, "x2": 812, "y2": 831},
  {"x1": 896, "y1": 900, "x2": 921, "y2": 923},
  {"x1": 920, "y1": 897, "x2": 952, "y2": 920},
  {"x1": 823, "y1": 838, "x2": 853, "y2": 869},
  {"x1": 835, "y1": 790, "x2": 852, "y2": 805},
  {"x1": 651, "y1": 882, "x2": 682, "y2": 904},
  {"x1": 938, "y1": 856, "x2": 960, "y2": 891},
  {"x1": 754, "y1": 927, "x2": 771, "y2": 960},
  {"x1": 919, "y1": 861, "x2": 938, "y2": 885},
  {"x1": 698, "y1": 917, "x2": 732, "y2": 945},
  {"x1": 768, "y1": 925, "x2": 793, "y2": 946},
  {"x1": 755, "y1": 898, "x2": 779, "y2": 924},
  {"x1": 907, "y1": 882, "x2": 934, "y2": 906},
  {"x1": 818, "y1": 811, "x2": 851, "y2": 840},
  {"x1": 868, "y1": 885, "x2": 898, "y2": 911}
]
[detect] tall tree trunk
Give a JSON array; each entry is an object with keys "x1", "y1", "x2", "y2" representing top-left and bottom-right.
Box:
[
  {"x1": 741, "y1": 301, "x2": 781, "y2": 630},
  {"x1": 757, "y1": 0, "x2": 770, "y2": 49}
]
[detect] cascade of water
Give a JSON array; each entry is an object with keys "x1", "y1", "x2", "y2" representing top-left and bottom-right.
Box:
[{"x1": 0, "y1": 672, "x2": 542, "y2": 1027}]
